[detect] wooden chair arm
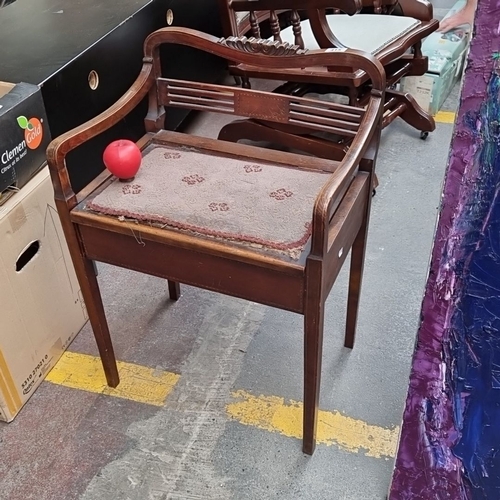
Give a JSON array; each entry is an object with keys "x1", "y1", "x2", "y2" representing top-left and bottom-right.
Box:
[
  {"x1": 309, "y1": 0, "x2": 433, "y2": 52},
  {"x1": 395, "y1": 0, "x2": 433, "y2": 21},
  {"x1": 46, "y1": 66, "x2": 155, "y2": 206},
  {"x1": 307, "y1": 8, "x2": 345, "y2": 49},
  {"x1": 310, "y1": 94, "x2": 383, "y2": 256}
]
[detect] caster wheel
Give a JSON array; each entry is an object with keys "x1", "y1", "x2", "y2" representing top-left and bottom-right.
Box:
[
  {"x1": 372, "y1": 188, "x2": 377, "y2": 197},
  {"x1": 420, "y1": 131, "x2": 429, "y2": 140}
]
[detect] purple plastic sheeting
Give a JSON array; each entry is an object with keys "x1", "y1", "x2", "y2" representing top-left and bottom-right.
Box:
[{"x1": 389, "y1": 0, "x2": 500, "y2": 498}]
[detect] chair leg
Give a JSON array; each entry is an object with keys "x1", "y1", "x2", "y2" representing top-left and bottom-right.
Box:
[
  {"x1": 168, "y1": 280, "x2": 181, "y2": 300},
  {"x1": 344, "y1": 229, "x2": 368, "y2": 348},
  {"x1": 385, "y1": 89, "x2": 436, "y2": 133},
  {"x1": 242, "y1": 76, "x2": 251, "y2": 89},
  {"x1": 52, "y1": 199, "x2": 119, "y2": 387},
  {"x1": 303, "y1": 259, "x2": 325, "y2": 455},
  {"x1": 303, "y1": 298, "x2": 325, "y2": 455},
  {"x1": 345, "y1": 181, "x2": 373, "y2": 348},
  {"x1": 79, "y1": 257, "x2": 120, "y2": 387}
]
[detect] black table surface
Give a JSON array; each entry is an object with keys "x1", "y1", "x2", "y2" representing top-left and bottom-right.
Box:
[{"x1": 0, "y1": 0, "x2": 159, "y2": 84}]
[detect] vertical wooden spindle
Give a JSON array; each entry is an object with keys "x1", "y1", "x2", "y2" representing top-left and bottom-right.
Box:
[
  {"x1": 291, "y1": 10, "x2": 304, "y2": 49},
  {"x1": 269, "y1": 10, "x2": 281, "y2": 42},
  {"x1": 249, "y1": 10, "x2": 261, "y2": 38}
]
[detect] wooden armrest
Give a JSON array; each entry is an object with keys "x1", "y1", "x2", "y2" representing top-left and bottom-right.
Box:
[
  {"x1": 310, "y1": 94, "x2": 382, "y2": 256},
  {"x1": 307, "y1": 8, "x2": 344, "y2": 49},
  {"x1": 396, "y1": 0, "x2": 433, "y2": 21},
  {"x1": 46, "y1": 66, "x2": 155, "y2": 204}
]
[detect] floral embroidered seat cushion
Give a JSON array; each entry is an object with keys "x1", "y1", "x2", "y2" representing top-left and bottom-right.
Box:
[{"x1": 86, "y1": 145, "x2": 332, "y2": 260}]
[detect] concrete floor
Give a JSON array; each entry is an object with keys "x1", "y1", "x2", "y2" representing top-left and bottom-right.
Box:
[{"x1": 0, "y1": 80, "x2": 459, "y2": 499}]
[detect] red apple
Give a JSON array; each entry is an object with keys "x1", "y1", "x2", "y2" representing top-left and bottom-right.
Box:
[{"x1": 103, "y1": 139, "x2": 142, "y2": 181}]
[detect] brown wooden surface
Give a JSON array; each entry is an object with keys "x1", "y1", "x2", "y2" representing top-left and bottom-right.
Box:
[{"x1": 46, "y1": 27, "x2": 384, "y2": 455}]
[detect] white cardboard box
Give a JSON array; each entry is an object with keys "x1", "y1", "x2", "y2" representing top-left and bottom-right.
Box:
[{"x1": 0, "y1": 167, "x2": 87, "y2": 421}]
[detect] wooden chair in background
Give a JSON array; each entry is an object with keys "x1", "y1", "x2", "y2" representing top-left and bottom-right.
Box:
[
  {"x1": 47, "y1": 27, "x2": 385, "y2": 454},
  {"x1": 216, "y1": 0, "x2": 439, "y2": 164}
]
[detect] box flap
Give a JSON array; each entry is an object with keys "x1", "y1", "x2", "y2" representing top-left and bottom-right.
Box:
[
  {"x1": 0, "y1": 82, "x2": 15, "y2": 100},
  {"x1": 423, "y1": 29, "x2": 469, "y2": 74},
  {"x1": 0, "y1": 81, "x2": 39, "y2": 116}
]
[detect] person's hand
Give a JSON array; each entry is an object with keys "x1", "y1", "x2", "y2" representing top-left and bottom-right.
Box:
[{"x1": 438, "y1": 2, "x2": 476, "y2": 33}]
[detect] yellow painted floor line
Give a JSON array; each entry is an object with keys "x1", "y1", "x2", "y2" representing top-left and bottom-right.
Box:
[
  {"x1": 46, "y1": 351, "x2": 180, "y2": 406},
  {"x1": 435, "y1": 110, "x2": 456, "y2": 124},
  {"x1": 227, "y1": 390, "x2": 399, "y2": 458}
]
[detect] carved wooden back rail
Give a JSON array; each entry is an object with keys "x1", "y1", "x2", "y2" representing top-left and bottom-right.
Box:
[
  {"x1": 145, "y1": 31, "x2": 385, "y2": 204},
  {"x1": 146, "y1": 28, "x2": 384, "y2": 83}
]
